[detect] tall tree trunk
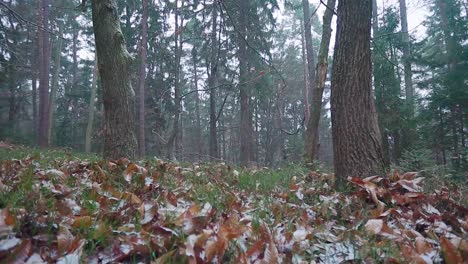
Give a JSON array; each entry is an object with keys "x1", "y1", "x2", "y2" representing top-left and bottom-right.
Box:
[
  {"x1": 71, "y1": 23, "x2": 79, "y2": 147},
  {"x1": 331, "y1": 0, "x2": 387, "y2": 183},
  {"x1": 304, "y1": 0, "x2": 336, "y2": 164},
  {"x1": 209, "y1": 7, "x2": 219, "y2": 160},
  {"x1": 29, "y1": 26, "x2": 38, "y2": 135},
  {"x1": 302, "y1": 0, "x2": 316, "y2": 109},
  {"x1": 38, "y1": 0, "x2": 51, "y2": 147},
  {"x1": 300, "y1": 23, "x2": 310, "y2": 123},
  {"x1": 398, "y1": 0, "x2": 413, "y2": 116},
  {"x1": 239, "y1": 0, "x2": 254, "y2": 166},
  {"x1": 137, "y1": 0, "x2": 148, "y2": 157},
  {"x1": 32, "y1": 73, "x2": 37, "y2": 132},
  {"x1": 85, "y1": 58, "x2": 99, "y2": 153},
  {"x1": 91, "y1": 0, "x2": 138, "y2": 160},
  {"x1": 192, "y1": 48, "x2": 203, "y2": 159},
  {"x1": 47, "y1": 24, "x2": 63, "y2": 145},
  {"x1": 167, "y1": 0, "x2": 183, "y2": 160}
]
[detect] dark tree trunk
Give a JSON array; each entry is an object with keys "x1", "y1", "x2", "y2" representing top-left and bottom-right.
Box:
[
  {"x1": 209, "y1": 7, "x2": 219, "y2": 160},
  {"x1": 38, "y1": 0, "x2": 50, "y2": 147},
  {"x1": 137, "y1": 0, "x2": 148, "y2": 157},
  {"x1": 304, "y1": 0, "x2": 336, "y2": 164},
  {"x1": 331, "y1": 0, "x2": 387, "y2": 182},
  {"x1": 91, "y1": 0, "x2": 137, "y2": 160},
  {"x1": 239, "y1": 0, "x2": 254, "y2": 166}
]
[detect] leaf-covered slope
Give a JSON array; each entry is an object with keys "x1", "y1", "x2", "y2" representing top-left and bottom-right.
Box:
[{"x1": 0, "y1": 152, "x2": 466, "y2": 263}]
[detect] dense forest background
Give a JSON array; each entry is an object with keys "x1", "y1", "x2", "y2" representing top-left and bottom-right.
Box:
[{"x1": 0, "y1": 0, "x2": 466, "y2": 175}]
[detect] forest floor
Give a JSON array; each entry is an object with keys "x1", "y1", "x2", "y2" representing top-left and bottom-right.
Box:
[{"x1": 0, "y1": 143, "x2": 467, "y2": 263}]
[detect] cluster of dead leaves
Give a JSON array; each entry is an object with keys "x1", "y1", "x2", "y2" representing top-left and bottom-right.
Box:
[{"x1": 0, "y1": 156, "x2": 466, "y2": 263}]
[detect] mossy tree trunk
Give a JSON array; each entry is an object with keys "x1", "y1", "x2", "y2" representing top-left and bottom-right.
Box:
[{"x1": 91, "y1": 0, "x2": 137, "y2": 160}]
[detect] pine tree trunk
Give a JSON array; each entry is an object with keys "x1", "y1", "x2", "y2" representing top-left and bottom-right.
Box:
[
  {"x1": 91, "y1": 0, "x2": 137, "y2": 160},
  {"x1": 137, "y1": 0, "x2": 148, "y2": 157},
  {"x1": 300, "y1": 23, "x2": 310, "y2": 123},
  {"x1": 167, "y1": 0, "x2": 183, "y2": 160},
  {"x1": 191, "y1": 48, "x2": 203, "y2": 159},
  {"x1": 302, "y1": 0, "x2": 316, "y2": 110},
  {"x1": 239, "y1": 0, "x2": 254, "y2": 166},
  {"x1": 47, "y1": 24, "x2": 63, "y2": 146},
  {"x1": 38, "y1": 0, "x2": 50, "y2": 147},
  {"x1": 398, "y1": 0, "x2": 413, "y2": 116},
  {"x1": 85, "y1": 58, "x2": 98, "y2": 153},
  {"x1": 331, "y1": 0, "x2": 387, "y2": 183},
  {"x1": 209, "y1": 8, "x2": 219, "y2": 160},
  {"x1": 71, "y1": 24, "x2": 79, "y2": 147},
  {"x1": 304, "y1": 0, "x2": 336, "y2": 164}
]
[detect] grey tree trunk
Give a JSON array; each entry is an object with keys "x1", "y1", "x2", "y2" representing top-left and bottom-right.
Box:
[
  {"x1": 398, "y1": 0, "x2": 413, "y2": 116},
  {"x1": 209, "y1": 7, "x2": 219, "y2": 160},
  {"x1": 304, "y1": 0, "x2": 336, "y2": 164},
  {"x1": 38, "y1": 0, "x2": 50, "y2": 147},
  {"x1": 47, "y1": 24, "x2": 63, "y2": 145},
  {"x1": 85, "y1": 58, "x2": 99, "y2": 153},
  {"x1": 239, "y1": 0, "x2": 254, "y2": 166},
  {"x1": 91, "y1": 0, "x2": 137, "y2": 160},
  {"x1": 137, "y1": 0, "x2": 148, "y2": 157},
  {"x1": 300, "y1": 23, "x2": 310, "y2": 123},
  {"x1": 302, "y1": 0, "x2": 316, "y2": 110},
  {"x1": 191, "y1": 48, "x2": 203, "y2": 159},
  {"x1": 331, "y1": 0, "x2": 387, "y2": 183},
  {"x1": 167, "y1": 0, "x2": 184, "y2": 160}
]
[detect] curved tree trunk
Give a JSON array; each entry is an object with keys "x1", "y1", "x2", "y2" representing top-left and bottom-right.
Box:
[
  {"x1": 331, "y1": 0, "x2": 387, "y2": 183},
  {"x1": 91, "y1": 0, "x2": 137, "y2": 160},
  {"x1": 304, "y1": 0, "x2": 336, "y2": 164}
]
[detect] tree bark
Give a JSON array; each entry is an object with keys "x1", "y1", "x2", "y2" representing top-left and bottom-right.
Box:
[
  {"x1": 191, "y1": 48, "x2": 203, "y2": 159},
  {"x1": 304, "y1": 0, "x2": 336, "y2": 164},
  {"x1": 302, "y1": 0, "x2": 316, "y2": 111},
  {"x1": 85, "y1": 58, "x2": 99, "y2": 153},
  {"x1": 239, "y1": 0, "x2": 254, "y2": 166},
  {"x1": 331, "y1": 0, "x2": 387, "y2": 182},
  {"x1": 38, "y1": 0, "x2": 51, "y2": 147},
  {"x1": 47, "y1": 24, "x2": 63, "y2": 145},
  {"x1": 91, "y1": 0, "x2": 138, "y2": 160},
  {"x1": 137, "y1": 0, "x2": 148, "y2": 157},
  {"x1": 398, "y1": 0, "x2": 413, "y2": 116},
  {"x1": 167, "y1": 0, "x2": 184, "y2": 160},
  {"x1": 300, "y1": 23, "x2": 310, "y2": 123},
  {"x1": 209, "y1": 7, "x2": 219, "y2": 160}
]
